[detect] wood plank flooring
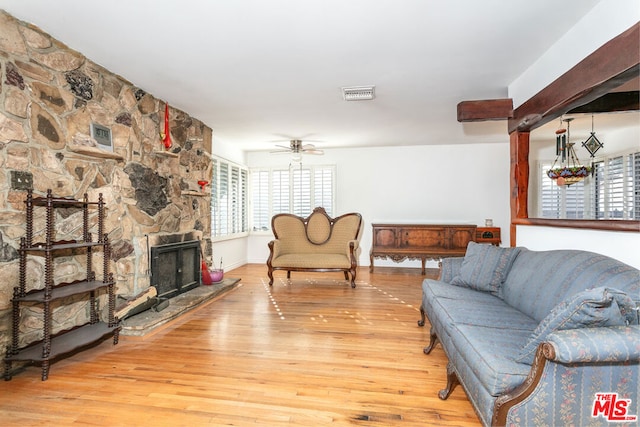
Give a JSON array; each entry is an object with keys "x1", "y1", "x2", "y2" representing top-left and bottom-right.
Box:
[{"x1": 1, "y1": 264, "x2": 481, "y2": 426}]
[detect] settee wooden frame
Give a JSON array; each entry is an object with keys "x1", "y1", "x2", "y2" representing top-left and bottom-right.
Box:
[{"x1": 267, "y1": 207, "x2": 363, "y2": 287}]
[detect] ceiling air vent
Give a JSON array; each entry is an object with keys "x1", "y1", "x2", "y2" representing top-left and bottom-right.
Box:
[{"x1": 341, "y1": 85, "x2": 375, "y2": 101}]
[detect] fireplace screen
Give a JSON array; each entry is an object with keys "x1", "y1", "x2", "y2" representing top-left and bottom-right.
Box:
[{"x1": 150, "y1": 240, "x2": 201, "y2": 298}]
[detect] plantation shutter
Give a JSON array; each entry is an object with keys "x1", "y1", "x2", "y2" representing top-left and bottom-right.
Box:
[
  {"x1": 219, "y1": 162, "x2": 229, "y2": 235},
  {"x1": 594, "y1": 160, "x2": 606, "y2": 219},
  {"x1": 292, "y1": 167, "x2": 311, "y2": 217},
  {"x1": 540, "y1": 162, "x2": 561, "y2": 218},
  {"x1": 608, "y1": 156, "x2": 625, "y2": 219},
  {"x1": 211, "y1": 156, "x2": 249, "y2": 238},
  {"x1": 241, "y1": 169, "x2": 248, "y2": 232},
  {"x1": 231, "y1": 166, "x2": 240, "y2": 233},
  {"x1": 249, "y1": 165, "x2": 336, "y2": 231},
  {"x1": 564, "y1": 180, "x2": 585, "y2": 219},
  {"x1": 547, "y1": 150, "x2": 640, "y2": 221},
  {"x1": 251, "y1": 170, "x2": 270, "y2": 231},
  {"x1": 272, "y1": 170, "x2": 290, "y2": 215},
  {"x1": 635, "y1": 152, "x2": 640, "y2": 219},
  {"x1": 211, "y1": 158, "x2": 219, "y2": 235},
  {"x1": 314, "y1": 167, "x2": 334, "y2": 215}
]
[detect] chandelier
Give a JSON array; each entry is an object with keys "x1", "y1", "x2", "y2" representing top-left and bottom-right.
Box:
[{"x1": 547, "y1": 117, "x2": 591, "y2": 186}]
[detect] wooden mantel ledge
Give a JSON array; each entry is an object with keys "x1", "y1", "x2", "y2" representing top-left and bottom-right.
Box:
[
  {"x1": 151, "y1": 150, "x2": 179, "y2": 158},
  {"x1": 181, "y1": 190, "x2": 208, "y2": 197},
  {"x1": 67, "y1": 144, "x2": 124, "y2": 160}
]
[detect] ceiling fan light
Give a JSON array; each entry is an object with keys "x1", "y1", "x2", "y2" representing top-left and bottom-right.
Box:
[{"x1": 342, "y1": 85, "x2": 375, "y2": 101}]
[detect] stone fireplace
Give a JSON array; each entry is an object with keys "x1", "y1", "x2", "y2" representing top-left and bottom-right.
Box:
[
  {"x1": 0, "y1": 11, "x2": 214, "y2": 350},
  {"x1": 149, "y1": 234, "x2": 202, "y2": 299}
]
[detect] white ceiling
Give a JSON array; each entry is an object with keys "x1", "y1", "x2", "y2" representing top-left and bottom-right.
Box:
[{"x1": 0, "y1": 0, "x2": 608, "y2": 152}]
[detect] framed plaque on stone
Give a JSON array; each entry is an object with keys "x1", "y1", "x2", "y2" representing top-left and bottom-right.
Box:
[{"x1": 90, "y1": 122, "x2": 113, "y2": 152}]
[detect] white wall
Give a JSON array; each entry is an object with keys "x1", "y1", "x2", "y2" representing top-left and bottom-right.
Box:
[
  {"x1": 244, "y1": 142, "x2": 511, "y2": 268},
  {"x1": 509, "y1": 0, "x2": 640, "y2": 108},
  {"x1": 212, "y1": 136, "x2": 246, "y2": 166},
  {"x1": 212, "y1": 235, "x2": 249, "y2": 272}
]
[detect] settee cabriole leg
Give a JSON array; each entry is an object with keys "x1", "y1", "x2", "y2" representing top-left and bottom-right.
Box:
[
  {"x1": 438, "y1": 362, "x2": 459, "y2": 400},
  {"x1": 287, "y1": 271, "x2": 291, "y2": 279},
  {"x1": 267, "y1": 269, "x2": 274, "y2": 286},
  {"x1": 418, "y1": 304, "x2": 426, "y2": 327},
  {"x1": 423, "y1": 327, "x2": 439, "y2": 354}
]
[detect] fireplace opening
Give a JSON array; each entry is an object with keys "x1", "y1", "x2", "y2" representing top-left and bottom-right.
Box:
[{"x1": 150, "y1": 240, "x2": 201, "y2": 299}]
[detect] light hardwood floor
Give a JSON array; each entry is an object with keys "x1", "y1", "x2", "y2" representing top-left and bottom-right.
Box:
[{"x1": 1, "y1": 264, "x2": 481, "y2": 426}]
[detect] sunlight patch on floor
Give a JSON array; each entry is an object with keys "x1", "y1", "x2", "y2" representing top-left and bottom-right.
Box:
[
  {"x1": 259, "y1": 277, "x2": 421, "y2": 327},
  {"x1": 261, "y1": 280, "x2": 286, "y2": 320},
  {"x1": 370, "y1": 285, "x2": 421, "y2": 314}
]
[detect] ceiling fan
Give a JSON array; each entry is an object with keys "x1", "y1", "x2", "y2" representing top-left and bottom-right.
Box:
[{"x1": 271, "y1": 139, "x2": 324, "y2": 156}]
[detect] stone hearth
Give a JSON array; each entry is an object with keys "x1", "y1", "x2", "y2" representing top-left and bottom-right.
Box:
[{"x1": 120, "y1": 278, "x2": 240, "y2": 337}]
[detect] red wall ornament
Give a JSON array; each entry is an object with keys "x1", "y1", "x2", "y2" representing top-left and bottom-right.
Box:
[{"x1": 161, "y1": 103, "x2": 172, "y2": 150}]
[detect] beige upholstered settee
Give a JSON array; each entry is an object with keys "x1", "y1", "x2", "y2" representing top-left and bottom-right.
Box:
[{"x1": 267, "y1": 207, "x2": 363, "y2": 287}]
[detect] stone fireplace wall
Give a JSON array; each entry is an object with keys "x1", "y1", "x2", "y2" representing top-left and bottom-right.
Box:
[{"x1": 0, "y1": 11, "x2": 213, "y2": 349}]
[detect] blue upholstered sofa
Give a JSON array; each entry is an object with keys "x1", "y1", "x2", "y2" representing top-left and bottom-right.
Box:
[{"x1": 419, "y1": 243, "x2": 639, "y2": 426}]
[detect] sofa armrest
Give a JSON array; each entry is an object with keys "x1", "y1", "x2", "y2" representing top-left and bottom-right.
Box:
[
  {"x1": 268, "y1": 239, "x2": 282, "y2": 257},
  {"x1": 439, "y1": 257, "x2": 463, "y2": 282},
  {"x1": 493, "y1": 325, "x2": 640, "y2": 426},
  {"x1": 272, "y1": 240, "x2": 282, "y2": 256},
  {"x1": 543, "y1": 325, "x2": 640, "y2": 364},
  {"x1": 348, "y1": 240, "x2": 360, "y2": 268}
]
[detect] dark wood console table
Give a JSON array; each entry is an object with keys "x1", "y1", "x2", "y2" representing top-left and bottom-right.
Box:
[
  {"x1": 476, "y1": 227, "x2": 501, "y2": 246},
  {"x1": 369, "y1": 223, "x2": 477, "y2": 274}
]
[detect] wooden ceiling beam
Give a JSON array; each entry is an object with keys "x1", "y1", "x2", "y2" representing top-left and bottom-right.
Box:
[
  {"x1": 567, "y1": 91, "x2": 639, "y2": 114},
  {"x1": 457, "y1": 98, "x2": 513, "y2": 122},
  {"x1": 508, "y1": 22, "x2": 639, "y2": 133}
]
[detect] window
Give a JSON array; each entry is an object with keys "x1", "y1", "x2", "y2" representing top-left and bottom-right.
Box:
[
  {"x1": 594, "y1": 153, "x2": 638, "y2": 220},
  {"x1": 635, "y1": 152, "x2": 640, "y2": 219},
  {"x1": 211, "y1": 156, "x2": 249, "y2": 239},
  {"x1": 250, "y1": 165, "x2": 336, "y2": 231},
  {"x1": 538, "y1": 150, "x2": 640, "y2": 220}
]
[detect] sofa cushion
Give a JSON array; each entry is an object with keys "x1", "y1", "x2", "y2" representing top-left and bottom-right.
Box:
[
  {"x1": 423, "y1": 281, "x2": 538, "y2": 333},
  {"x1": 423, "y1": 279, "x2": 501, "y2": 305},
  {"x1": 271, "y1": 253, "x2": 351, "y2": 269},
  {"x1": 502, "y1": 249, "x2": 640, "y2": 323},
  {"x1": 449, "y1": 323, "x2": 532, "y2": 396},
  {"x1": 450, "y1": 242, "x2": 521, "y2": 296},
  {"x1": 516, "y1": 287, "x2": 638, "y2": 364},
  {"x1": 439, "y1": 257, "x2": 464, "y2": 282}
]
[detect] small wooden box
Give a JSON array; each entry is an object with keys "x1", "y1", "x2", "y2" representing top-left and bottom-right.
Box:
[{"x1": 476, "y1": 227, "x2": 501, "y2": 246}]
